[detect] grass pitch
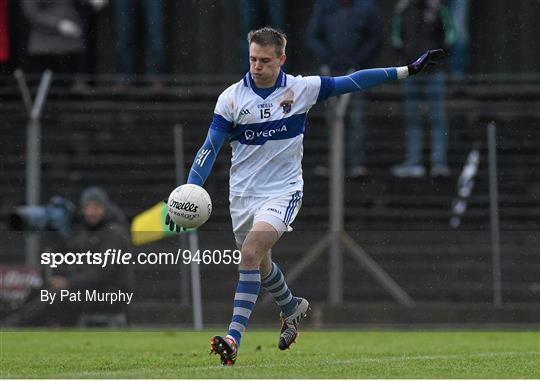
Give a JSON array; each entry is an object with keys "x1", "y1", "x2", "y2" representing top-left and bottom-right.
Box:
[{"x1": 1, "y1": 330, "x2": 539, "y2": 378}]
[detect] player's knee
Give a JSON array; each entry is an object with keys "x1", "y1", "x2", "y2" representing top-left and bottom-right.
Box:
[{"x1": 240, "y1": 243, "x2": 263, "y2": 268}]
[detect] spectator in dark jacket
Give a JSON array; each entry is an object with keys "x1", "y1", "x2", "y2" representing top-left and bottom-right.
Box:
[
  {"x1": 21, "y1": 0, "x2": 84, "y2": 74},
  {"x1": 306, "y1": 0, "x2": 382, "y2": 178},
  {"x1": 391, "y1": 0, "x2": 456, "y2": 178},
  {"x1": 71, "y1": 0, "x2": 109, "y2": 92},
  {"x1": 48, "y1": 187, "x2": 130, "y2": 294},
  {"x1": 13, "y1": 187, "x2": 131, "y2": 327},
  {"x1": 114, "y1": 0, "x2": 166, "y2": 88},
  {"x1": 238, "y1": 0, "x2": 286, "y2": 71}
]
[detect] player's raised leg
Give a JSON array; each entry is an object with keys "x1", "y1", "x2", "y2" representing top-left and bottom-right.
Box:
[
  {"x1": 256, "y1": 192, "x2": 310, "y2": 349},
  {"x1": 260, "y1": 253, "x2": 300, "y2": 319},
  {"x1": 260, "y1": 252, "x2": 309, "y2": 350},
  {"x1": 210, "y1": 222, "x2": 279, "y2": 366}
]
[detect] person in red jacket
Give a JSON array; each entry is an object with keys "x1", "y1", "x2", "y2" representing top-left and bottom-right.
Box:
[{"x1": 0, "y1": 0, "x2": 10, "y2": 65}]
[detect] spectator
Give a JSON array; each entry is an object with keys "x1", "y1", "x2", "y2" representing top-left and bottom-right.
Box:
[
  {"x1": 72, "y1": 0, "x2": 109, "y2": 92},
  {"x1": 448, "y1": 0, "x2": 470, "y2": 77},
  {"x1": 306, "y1": 0, "x2": 382, "y2": 178},
  {"x1": 48, "y1": 186, "x2": 130, "y2": 300},
  {"x1": 21, "y1": 0, "x2": 84, "y2": 74},
  {"x1": 391, "y1": 0, "x2": 456, "y2": 178},
  {"x1": 10, "y1": 187, "x2": 131, "y2": 326},
  {"x1": 0, "y1": 0, "x2": 10, "y2": 72},
  {"x1": 238, "y1": 0, "x2": 286, "y2": 71},
  {"x1": 114, "y1": 0, "x2": 166, "y2": 88}
]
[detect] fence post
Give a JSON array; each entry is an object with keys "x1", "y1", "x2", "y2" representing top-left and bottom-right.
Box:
[
  {"x1": 15, "y1": 70, "x2": 53, "y2": 267},
  {"x1": 173, "y1": 124, "x2": 203, "y2": 329},
  {"x1": 487, "y1": 122, "x2": 502, "y2": 307}
]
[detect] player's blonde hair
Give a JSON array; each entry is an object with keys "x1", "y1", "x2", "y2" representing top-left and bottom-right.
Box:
[{"x1": 247, "y1": 27, "x2": 287, "y2": 57}]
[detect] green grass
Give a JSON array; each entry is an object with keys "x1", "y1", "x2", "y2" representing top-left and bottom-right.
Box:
[{"x1": 1, "y1": 330, "x2": 539, "y2": 378}]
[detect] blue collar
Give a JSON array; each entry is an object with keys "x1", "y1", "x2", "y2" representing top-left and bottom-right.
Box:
[
  {"x1": 243, "y1": 70, "x2": 287, "y2": 99},
  {"x1": 243, "y1": 70, "x2": 287, "y2": 88}
]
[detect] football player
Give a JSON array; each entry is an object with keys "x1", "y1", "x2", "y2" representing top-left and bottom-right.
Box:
[{"x1": 166, "y1": 27, "x2": 442, "y2": 366}]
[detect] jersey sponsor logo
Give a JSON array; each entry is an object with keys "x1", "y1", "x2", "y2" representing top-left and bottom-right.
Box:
[
  {"x1": 230, "y1": 112, "x2": 307, "y2": 145},
  {"x1": 244, "y1": 130, "x2": 255, "y2": 140},
  {"x1": 239, "y1": 108, "x2": 251, "y2": 116},
  {"x1": 244, "y1": 125, "x2": 287, "y2": 141},
  {"x1": 257, "y1": 103, "x2": 273, "y2": 109}
]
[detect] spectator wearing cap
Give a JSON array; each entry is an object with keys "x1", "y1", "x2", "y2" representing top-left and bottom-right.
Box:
[
  {"x1": 45, "y1": 187, "x2": 131, "y2": 325},
  {"x1": 78, "y1": 186, "x2": 125, "y2": 230},
  {"x1": 6, "y1": 187, "x2": 131, "y2": 326}
]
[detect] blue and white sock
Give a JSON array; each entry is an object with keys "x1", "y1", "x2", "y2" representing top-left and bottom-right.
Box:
[
  {"x1": 261, "y1": 262, "x2": 299, "y2": 318},
  {"x1": 226, "y1": 269, "x2": 261, "y2": 347}
]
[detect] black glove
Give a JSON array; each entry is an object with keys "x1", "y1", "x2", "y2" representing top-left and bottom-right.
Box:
[
  {"x1": 407, "y1": 49, "x2": 445, "y2": 75},
  {"x1": 164, "y1": 200, "x2": 183, "y2": 233}
]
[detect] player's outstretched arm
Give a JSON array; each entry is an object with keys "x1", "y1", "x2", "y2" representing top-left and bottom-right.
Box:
[
  {"x1": 323, "y1": 49, "x2": 444, "y2": 99},
  {"x1": 186, "y1": 127, "x2": 227, "y2": 186}
]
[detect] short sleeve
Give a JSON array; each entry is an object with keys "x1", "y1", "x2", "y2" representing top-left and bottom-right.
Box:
[
  {"x1": 213, "y1": 89, "x2": 235, "y2": 125},
  {"x1": 210, "y1": 114, "x2": 233, "y2": 134},
  {"x1": 317, "y1": 76, "x2": 335, "y2": 102},
  {"x1": 303, "y1": 76, "x2": 323, "y2": 108}
]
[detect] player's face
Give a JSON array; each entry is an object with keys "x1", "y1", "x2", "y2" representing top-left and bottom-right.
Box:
[{"x1": 249, "y1": 43, "x2": 286, "y2": 88}]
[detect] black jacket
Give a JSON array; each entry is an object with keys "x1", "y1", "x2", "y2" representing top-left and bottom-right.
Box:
[
  {"x1": 306, "y1": 0, "x2": 382, "y2": 73},
  {"x1": 57, "y1": 202, "x2": 130, "y2": 292},
  {"x1": 392, "y1": 0, "x2": 456, "y2": 65}
]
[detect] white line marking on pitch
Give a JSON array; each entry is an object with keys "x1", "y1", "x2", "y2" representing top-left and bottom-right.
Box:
[
  {"x1": 195, "y1": 351, "x2": 540, "y2": 371},
  {"x1": 50, "y1": 350, "x2": 540, "y2": 376}
]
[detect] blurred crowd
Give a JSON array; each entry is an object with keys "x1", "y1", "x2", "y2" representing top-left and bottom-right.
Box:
[
  {"x1": 1, "y1": 0, "x2": 166, "y2": 89},
  {"x1": 0, "y1": 0, "x2": 470, "y2": 78},
  {"x1": 0, "y1": 0, "x2": 470, "y2": 178},
  {"x1": 305, "y1": 0, "x2": 468, "y2": 179}
]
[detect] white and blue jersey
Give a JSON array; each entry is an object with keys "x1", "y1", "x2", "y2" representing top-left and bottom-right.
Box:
[
  {"x1": 186, "y1": 66, "x2": 404, "y2": 197},
  {"x1": 211, "y1": 71, "x2": 324, "y2": 197}
]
